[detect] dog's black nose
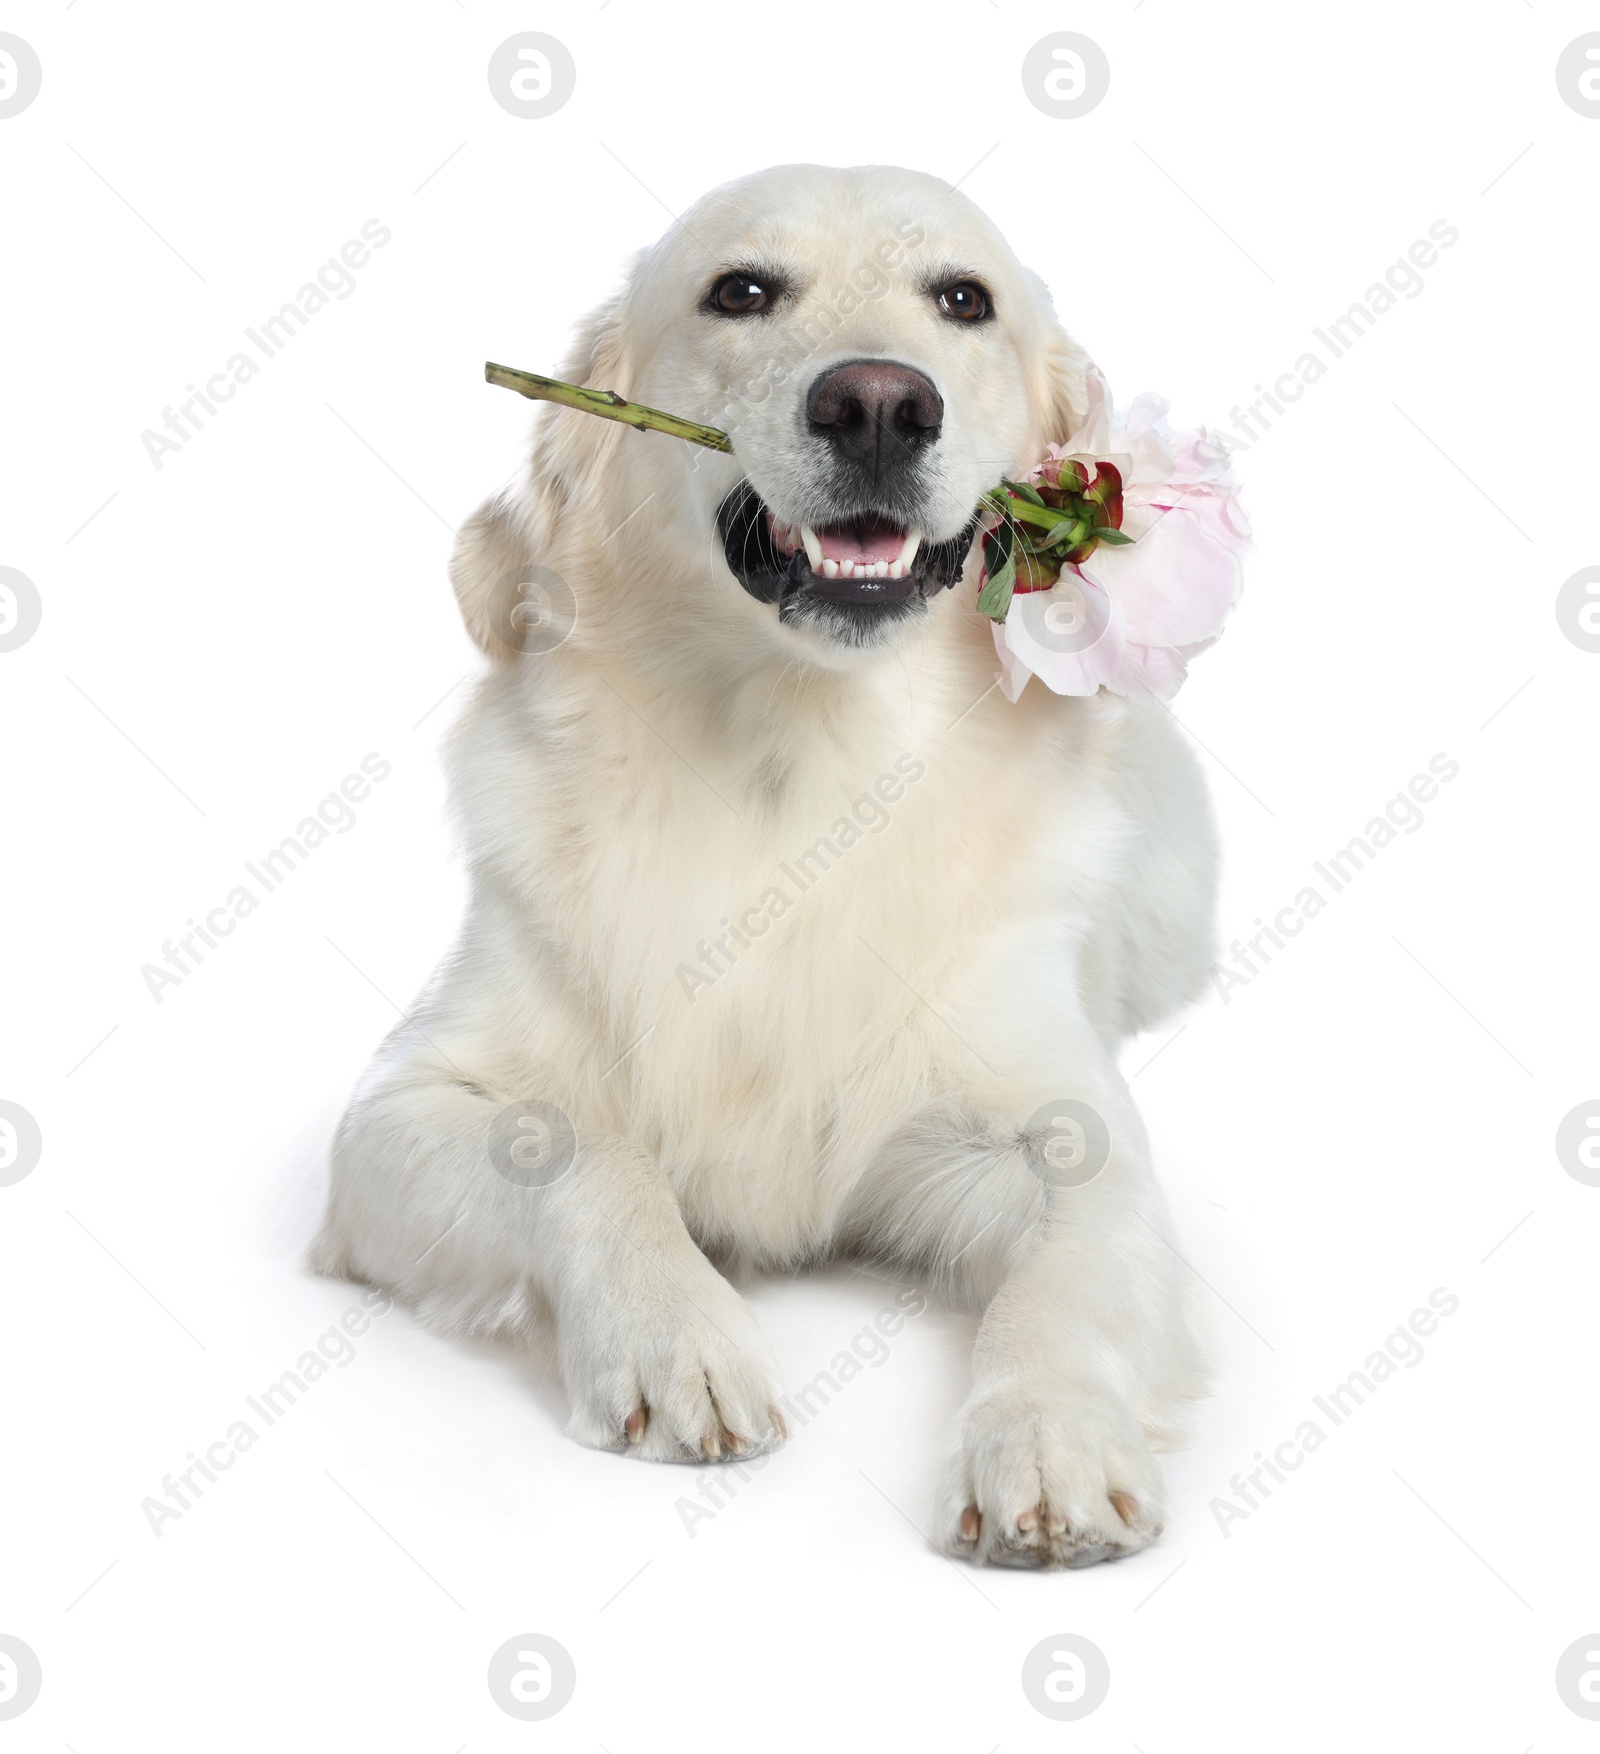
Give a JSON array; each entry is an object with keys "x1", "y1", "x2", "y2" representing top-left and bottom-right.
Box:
[{"x1": 806, "y1": 359, "x2": 943, "y2": 480}]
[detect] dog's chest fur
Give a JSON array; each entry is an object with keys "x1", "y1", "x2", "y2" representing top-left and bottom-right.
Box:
[{"x1": 440, "y1": 624, "x2": 1176, "y2": 1262}]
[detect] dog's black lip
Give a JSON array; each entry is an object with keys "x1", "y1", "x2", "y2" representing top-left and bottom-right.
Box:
[
  {"x1": 716, "y1": 481, "x2": 979, "y2": 610},
  {"x1": 805, "y1": 570, "x2": 917, "y2": 606}
]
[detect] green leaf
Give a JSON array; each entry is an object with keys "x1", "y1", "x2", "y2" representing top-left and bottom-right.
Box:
[
  {"x1": 1092, "y1": 527, "x2": 1135, "y2": 545},
  {"x1": 1009, "y1": 481, "x2": 1048, "y2": 508},
  {"x1": 975, "y1": 558, "x2": 1015, "y2": 620},
  {"x1": 975, "y1": 521, "x2": 1017, "y2": 620}
]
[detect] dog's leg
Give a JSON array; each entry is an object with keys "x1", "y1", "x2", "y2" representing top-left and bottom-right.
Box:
[
  {"x1": 311, "y1": 1072, "x2": 785, "y2": 1462},
  {"x1": 841, "y1": 1062, "x2": 1205, "y2": 1568}
]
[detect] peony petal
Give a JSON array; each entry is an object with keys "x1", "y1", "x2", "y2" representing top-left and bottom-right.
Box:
[
  {"x1": 1061, "y1": 362, "x2": 1115, "y2": 456},
  {"x1": 992, "y1": 623, "x2": 1035, "y2": 702},
  {"x1": 1105, "y1": 641, "x2": 1190, "y2": 700},
  {"x1": 1122, "y1": 395, "x2": 1177, "y2": 486},
  {"x1": 1011, "y1": 365, "x2": 1248, "y2": 704},
  {"x1": 995, "y1": 573, "x2": 1126, "y2": 697},
  {"x1": 1165, "y1": 429, "x2": 1238, "y2": 487},
  {"x1": 1079, "y1": 506, "x2": 1245, "y2": 646}
]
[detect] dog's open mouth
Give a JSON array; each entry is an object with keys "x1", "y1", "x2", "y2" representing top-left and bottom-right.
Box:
[
  {"x1": 767, "y1": 513, "x2": 924, "y2": 603},
  {"x1": 718, "y1": 483, "x2": 978, "y2": 636}
]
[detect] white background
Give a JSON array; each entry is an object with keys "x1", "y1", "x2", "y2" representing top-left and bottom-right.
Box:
[{"x1": 3, "y1": 1, "x2": 1597, "y2": 1747}]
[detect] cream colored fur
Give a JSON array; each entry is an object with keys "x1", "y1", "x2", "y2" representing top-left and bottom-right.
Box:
[{"x1": 312, "y1": 164, "x2": 1219, "y2": 1569}]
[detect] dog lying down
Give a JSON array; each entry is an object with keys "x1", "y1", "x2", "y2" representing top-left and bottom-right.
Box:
[{"x1": 312, "y1": 163, "x2": 1221, "y2": 1569}]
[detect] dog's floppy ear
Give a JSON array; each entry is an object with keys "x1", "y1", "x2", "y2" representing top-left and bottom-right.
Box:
[
  {"x1": 450, "y1": 291, "x2": 634, "y2": 660},
  {"x1": 1023, "y1": 269, "x2": 1091, "y2": 451},
  {"x1": 449, "y1": 486, "x2": 543, "y2": 661}
]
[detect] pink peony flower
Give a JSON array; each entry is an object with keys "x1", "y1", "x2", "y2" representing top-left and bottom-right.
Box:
[{"x1": 986, "y1": 365, "x2": 1250, "y2": 702}]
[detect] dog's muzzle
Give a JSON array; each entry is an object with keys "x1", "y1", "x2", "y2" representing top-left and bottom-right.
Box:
[{"x1": 717, "y1": 483, "x2": 979, "y2": 617}]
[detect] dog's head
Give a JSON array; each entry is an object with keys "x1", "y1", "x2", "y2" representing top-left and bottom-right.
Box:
[{"x1": 456, "y1": 164, "x2": 1088, "y2": 670}]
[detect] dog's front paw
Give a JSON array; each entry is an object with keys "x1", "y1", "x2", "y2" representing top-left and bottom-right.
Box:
[
  {"x1": 935, "y1": 1383, "x2": 1165, "y2": 1569},
  {"x1": 560, "y1": 1264, "x2": 786, "y2": 1464}
]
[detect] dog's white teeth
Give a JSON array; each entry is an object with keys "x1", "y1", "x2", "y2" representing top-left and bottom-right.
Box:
[
  {"x1": 804, "y1": 527, "x2": 919, "y2": 580},
  {"x1": 818, "y1": 556, "x2": 910, "y2": 580}
]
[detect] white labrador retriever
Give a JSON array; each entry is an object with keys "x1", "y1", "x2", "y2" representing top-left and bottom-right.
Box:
[{"x1": 313, "y1": 163, "x2": 1217, "y2": 1569}]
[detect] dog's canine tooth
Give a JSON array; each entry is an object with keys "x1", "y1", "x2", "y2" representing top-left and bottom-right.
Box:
[{"x1": 796, "y1": 527, "x2": 919, "y2": 583}]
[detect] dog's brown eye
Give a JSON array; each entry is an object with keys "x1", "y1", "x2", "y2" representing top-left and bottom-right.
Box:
[
  {"x1": 937, "y1": 281, "x2": 990, "y2": 322},
  {"x1": 709, "y1": 274, "x2": 771, "y2": 315}
]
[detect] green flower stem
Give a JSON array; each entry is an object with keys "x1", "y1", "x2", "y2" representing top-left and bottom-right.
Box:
[
  {"x1": 484, "y1": 362, "x2": 733, "y2": 453},
  {"x1": 1000, "y1": 494, "x2": 1076, "y2": 534}
]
